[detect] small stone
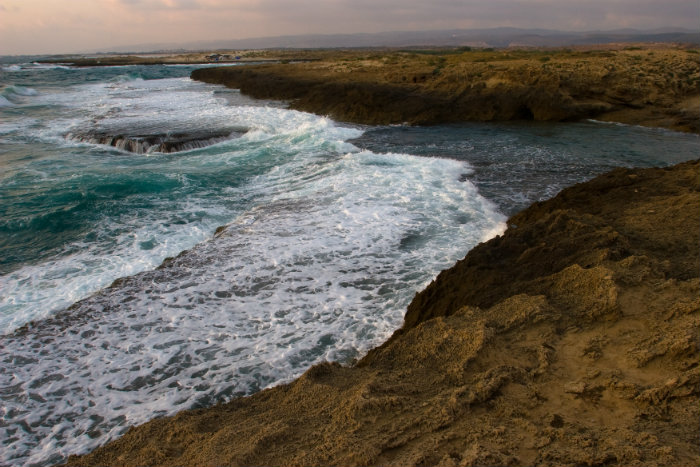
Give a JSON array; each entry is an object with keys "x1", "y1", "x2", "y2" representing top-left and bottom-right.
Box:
[
  {"x1": 564, "y1": 382, "x2": 587, "y2": 394},
  {"x1": 550, "y1": 414, "x2": 564, "y2": 428}
]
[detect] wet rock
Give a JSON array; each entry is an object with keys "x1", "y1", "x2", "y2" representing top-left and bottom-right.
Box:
[{"x1": 66, "y1": 129, "x2": 245, "y2": 154}]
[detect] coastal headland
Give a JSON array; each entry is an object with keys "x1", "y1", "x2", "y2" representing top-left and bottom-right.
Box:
[
  {"x1": 65, "y1": 159, "x2": 699, "y2": 466},
  {"x1": 188, "y1": 45, "x2": 699, "y2": 132}
]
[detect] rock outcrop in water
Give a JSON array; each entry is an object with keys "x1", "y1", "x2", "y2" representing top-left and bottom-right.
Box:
[
  {"x1": 191, "y1": 46, "x2": 700, "y2": 132},
  {"x1": 65, "y1": 159, "x2": 700, "y2": 466},
  {"x1": 66, "y1": 129, "x2": 244, "y2": 154}
]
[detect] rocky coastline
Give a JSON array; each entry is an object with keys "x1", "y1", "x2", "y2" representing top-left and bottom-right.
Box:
[
  {"x1": 190, "y1": 46, "x2": 700, "y2": 132},
  {"x1": 65, "y1": 159, "x2": 700, "y2": 466},
  {"x1": 62, "y1": 46, "x2": 700, "y2": 466}
]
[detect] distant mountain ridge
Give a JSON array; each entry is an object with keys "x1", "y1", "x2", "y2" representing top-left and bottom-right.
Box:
[{"x1": 99, "y1": 27, "x2": 699, "y2": 54}]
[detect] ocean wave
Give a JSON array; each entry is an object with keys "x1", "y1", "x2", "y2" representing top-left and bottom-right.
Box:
[
  {"x1": 586, "y1": 118, "x2": 688, "y2": 135},
  {"x1": 30, "y1": 62, "x2": 72, "y2": 70},
  {"x1": 108, "y1": 72, "x2": 146, "y2": 83},
  {"x1": 7, "y1": 85, "x2": 38, "y2": 96},
  {"x1": 1, "y1": 85, "x2": 39, "y2": 105},
  {"x1": 0, "y1": 94, "x2": 14, "y2": 107},
  {"x1": 1, "y1": 62, "x2": 73, "y2": 71}
]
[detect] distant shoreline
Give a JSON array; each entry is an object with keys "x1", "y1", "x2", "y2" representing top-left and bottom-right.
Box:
[
  {"x1": 24, "y1": 26, "x2": 700, "y2": 56},
  {"x1": 37, "y1": 56, "x2": 291, "y2": 67},
  {"x1": 35, "y1": 49, "x2": 330, "y2": 67}
]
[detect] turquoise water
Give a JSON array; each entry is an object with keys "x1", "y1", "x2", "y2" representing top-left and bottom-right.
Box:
[{"x1": 1, "y1": 59, "x2": 698, "y2": 466}]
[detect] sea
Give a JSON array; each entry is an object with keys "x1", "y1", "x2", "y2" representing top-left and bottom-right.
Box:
[{"x1": 1, "y1": 59, "x2": 698, "y2": 466}]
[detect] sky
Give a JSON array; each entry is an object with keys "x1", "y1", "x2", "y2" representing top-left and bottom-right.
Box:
[{"x1": 1, "y1": 0, "x2": 698, "y2": 55}]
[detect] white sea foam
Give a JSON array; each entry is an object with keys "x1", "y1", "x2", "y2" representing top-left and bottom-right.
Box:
[
  {"x1": 0, "y1": 74, "x2": 433, "y2": 332},
  {"x1": 33, "y1": 77, "x2": 309, "y2": 145},
  {"x1": 0, "y1": 206, "x2": 228, "y2": 330},
  {"x1": 0, "y1": 95, "x2": 13, "y2": 107},
  {"x1": 0, "y1": 72, "x2": 507, "y2": 466},
  {"x1": 5, "y1": 85, "x2": 38, "y2": 97},
  {"x1": 29, "y1": 62, "x2": 72, "y2": 70},
  {"x1": 0, "y1": 85, "x2": 39, "y2": 110},
  {"x1": 1, "y1": 76, "x2": 305, "y2": 330},
  {"x1": 1, "y1": 144, "x2": 505, "y2": 466},
  {"x1": 0, "y1": 62, "x2": 71, "y2": 72}
]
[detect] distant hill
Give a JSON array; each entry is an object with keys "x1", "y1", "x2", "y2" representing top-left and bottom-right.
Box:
[{"x1": 101, "y1": 27, "x2": 700, "y2": 54}]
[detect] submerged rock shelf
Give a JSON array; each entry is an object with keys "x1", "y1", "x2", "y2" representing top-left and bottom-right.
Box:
[{"x1": 65, "y1": 160, "x2": 700, "y2": 466}]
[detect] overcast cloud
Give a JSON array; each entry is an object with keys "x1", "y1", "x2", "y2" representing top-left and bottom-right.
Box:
[{"x1": 0, "y1": 0, "x2": 698, "y2": 55}]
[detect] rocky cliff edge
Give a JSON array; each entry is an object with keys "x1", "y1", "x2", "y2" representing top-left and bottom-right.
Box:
[{"x1": 191, "y1": 47, "x2": 700, "y2": 133}]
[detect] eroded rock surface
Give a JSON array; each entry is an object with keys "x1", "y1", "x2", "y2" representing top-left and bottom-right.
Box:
[
  {"x1": 191, "y1": 46, "x2": 700, "y2": 132},
  {"x1": 66, "y1": 129, "x2": 244, "y2": 154}
]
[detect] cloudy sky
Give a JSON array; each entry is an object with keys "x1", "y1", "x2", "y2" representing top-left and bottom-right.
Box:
[{"x1": 1, "y1": 0, "x2": 698, "y2": 55}]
